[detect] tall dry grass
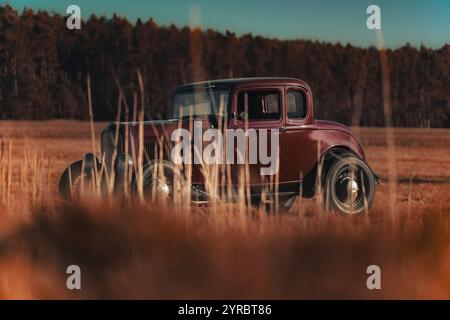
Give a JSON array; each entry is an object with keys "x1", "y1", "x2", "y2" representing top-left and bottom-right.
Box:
[{"x1": 0, "y1": 121, "x2": 450, "y2": 299}]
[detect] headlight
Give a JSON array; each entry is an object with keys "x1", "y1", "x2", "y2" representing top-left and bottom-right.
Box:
[{"x1": 116, "y1": 153, "x2": 134, "y2": 176}]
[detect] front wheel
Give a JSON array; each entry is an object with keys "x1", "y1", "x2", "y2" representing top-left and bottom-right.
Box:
[
  {"x1": 58, "y1": 160, "x2": 96, "y2": 200},
  {"x1": 136, "y1": 161, "x2": 185, "y2": 204},
  {"x1": 322, "y1": 156, "x2": 376, "y2": 215}
]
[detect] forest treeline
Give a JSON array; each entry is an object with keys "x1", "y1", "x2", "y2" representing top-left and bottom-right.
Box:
[{"x1": 0, "y1": 5, "x2": 448, "y2": 127}]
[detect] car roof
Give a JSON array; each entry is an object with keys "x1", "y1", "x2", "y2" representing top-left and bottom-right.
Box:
[{"x1": 175, "y1": 77, "x2": 309, "y2": 91}]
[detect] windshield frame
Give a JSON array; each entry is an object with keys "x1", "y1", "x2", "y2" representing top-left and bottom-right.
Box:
[{"x1": 172, "y1": 88, "x2": 232, "y2": 120}]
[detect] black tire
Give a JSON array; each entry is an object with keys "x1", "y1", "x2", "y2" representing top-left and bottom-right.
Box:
[
  {"x1": 58, "y1": 160, "x2": 96, "y2": 200},
  {"x1": 322, "y1": 156, "x2": 376, "y2": 215}
]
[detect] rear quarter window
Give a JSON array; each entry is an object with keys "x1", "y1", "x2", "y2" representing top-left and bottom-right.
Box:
[{"x1": 286, "y1": 90, "x2": 307, "y2": 119}]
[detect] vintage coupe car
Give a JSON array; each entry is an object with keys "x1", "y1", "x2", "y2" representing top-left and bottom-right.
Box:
[{"x1": 59, "y1": 77, "x2": 379, "y2": 214}]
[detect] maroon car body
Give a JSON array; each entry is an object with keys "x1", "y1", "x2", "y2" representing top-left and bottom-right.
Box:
[
  {"x1": 61, "y1": 77, "x2": 378, "y2": 213},
  {"x1": 128, "y1": 78, "x2": 365, "y2": 189}
]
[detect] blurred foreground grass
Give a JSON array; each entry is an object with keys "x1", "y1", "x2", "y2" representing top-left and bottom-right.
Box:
[{"x1": 0, "y1": 121, "x2": 449, "y2": 299}]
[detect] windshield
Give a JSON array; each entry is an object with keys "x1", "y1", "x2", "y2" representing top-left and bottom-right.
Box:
[{"x1": 173, "y1": 89, "x2": 230, "y2": 119}]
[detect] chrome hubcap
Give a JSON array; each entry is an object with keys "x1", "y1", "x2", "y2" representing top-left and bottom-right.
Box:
[
  {"x1": 335, "y1": 169, "x2": 362, "y2": 207},
  {"x1": 144, "y1": 178, "x2": 172, "y2": 201},
  {"x1": 346, "y1": 179, "x2": 359, "y2": 198},
  {"x1": 155, "y1": 181, "x2": 170, "y2": 197}
]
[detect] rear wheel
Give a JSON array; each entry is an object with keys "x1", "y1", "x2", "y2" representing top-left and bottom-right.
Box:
[{"x1": 322, "y1": 156, "x2": 375, "y2": 215}]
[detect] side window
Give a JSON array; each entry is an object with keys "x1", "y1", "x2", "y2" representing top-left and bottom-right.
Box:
[
  {"x1": 237, "y1": 90, "x2": 281, "y2": 120},
  {"x1": 286, "y1": 90, "x2": 307, "y2": 119}
]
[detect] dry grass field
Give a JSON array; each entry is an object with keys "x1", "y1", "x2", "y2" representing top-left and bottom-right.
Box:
[{"x1": 0, "y1": 120, "x2": 450, "y2": 299}]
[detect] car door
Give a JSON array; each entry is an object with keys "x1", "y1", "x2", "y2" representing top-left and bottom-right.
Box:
[
  {"x1": 279, "y1": 85, "x2": 317, "y2": 184},
  {"x1": 230, "y1": 86, "x2": 284, "y2": 186}
]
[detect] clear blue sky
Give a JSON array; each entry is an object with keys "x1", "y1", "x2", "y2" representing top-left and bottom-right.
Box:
[{"x1": 3, "y1": 0, "x2": 449, "y2": 48}]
